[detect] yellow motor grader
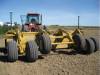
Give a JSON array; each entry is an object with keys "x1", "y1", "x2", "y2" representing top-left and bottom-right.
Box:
[
  {"x1": 5, "y1": 13, "x2": 52, "y2": 62},
  {"x1": 5, "y1": 13, "x2": 99, "y2": 62}
]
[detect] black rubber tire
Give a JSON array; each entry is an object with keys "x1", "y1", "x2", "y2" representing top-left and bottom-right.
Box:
[
  {"x1": 7, "y1": 40, "x2": 18, "y2": 62},
  {"x1": 72, "y1": 34, "x2": 86, "y2": 51},
  {"x1": 39, "y1": 34, "x2": 52, "y2": 54},
  {"x1": 90, "y1": 37, "x2": 99, "y2": 51},
  {"x1": 26, "y1": 41, "x2": 38, "y2": 62},
  {"x1": 85, "y1": 38, "x2": 95, "y2": 54}
]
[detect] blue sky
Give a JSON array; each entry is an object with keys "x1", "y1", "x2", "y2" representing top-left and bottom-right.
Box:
[{"x1": 0, "y1": 0, "x2": 99, "y2": 26}]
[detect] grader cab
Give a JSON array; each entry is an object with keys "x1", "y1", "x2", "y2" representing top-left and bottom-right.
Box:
[
  {"x1": 21, "y1": 13, "x2": 43, "y2": 32},
  {"x1": 4, "y1": 12, "x2": 99, "y2": 62}
]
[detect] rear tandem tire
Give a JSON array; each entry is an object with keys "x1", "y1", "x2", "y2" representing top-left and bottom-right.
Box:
[
  {"x1": 39, "y1": 34, "x2": 52, "y2": 54},
  {"x1": 90, "y1": 37, "x2": 99, "y2": 51},
  {"x1": 7, "y1": 40, "x2": 18, "y2": 62},
  {"x1": 26, "y1": 41, "x2": 38, "y2": 62},
  {"x1": 85, "y1": 38, "x2": 95, "y2": 54},
  {"x1": 72, "y1": 34, "x2": 86, "y2": 52}
]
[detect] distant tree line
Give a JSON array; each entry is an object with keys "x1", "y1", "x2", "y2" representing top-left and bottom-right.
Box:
[
  {"x1": 0, "y1": 23, "x2": 20, "y2": 35},
  {"x1": 0, "y1": 25, "x2": 11, "y2": 34}
]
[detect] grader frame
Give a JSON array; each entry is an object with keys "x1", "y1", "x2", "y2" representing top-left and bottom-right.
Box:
[
  {"x1": 5, "y1": 29, "x2": 38, "y2": 54},
  {"x1": 48, "y1": 29, "x2": 82, "y2": 49}
]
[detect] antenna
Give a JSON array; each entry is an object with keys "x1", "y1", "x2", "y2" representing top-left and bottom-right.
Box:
[
  {"x1": 10, "y1": 12, "x2": 13, "y2": 26},
  {"x1": 78, "y1": 16, "x2": 80, "y2": 29}
]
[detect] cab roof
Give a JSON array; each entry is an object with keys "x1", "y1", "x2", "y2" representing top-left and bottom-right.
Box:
[{"x1": 27, "y1": 13, "x2": 40, "y2": 15}]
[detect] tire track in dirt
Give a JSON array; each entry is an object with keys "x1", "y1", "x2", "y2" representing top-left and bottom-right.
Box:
[{"x1": 0, "y1": 50, "x2": 99, "y2": 75}]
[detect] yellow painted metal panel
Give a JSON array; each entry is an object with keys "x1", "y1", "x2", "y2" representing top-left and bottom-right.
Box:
[{"x1": 56, "y1": 44, "x2": 68, "y2": 48}]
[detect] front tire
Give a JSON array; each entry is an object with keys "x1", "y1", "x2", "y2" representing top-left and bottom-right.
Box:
[
  {"x1": 7, "y1": 40, "x2": 18, "y2": 62},
  {"x1": 38, "y1": 34, "x2": 52, "y2": 54},
  {"x1": 26, "y1": 41, "x2": 38, "y2": 62}
]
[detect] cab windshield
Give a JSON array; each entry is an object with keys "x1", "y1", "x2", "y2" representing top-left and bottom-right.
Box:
[
  {"x1": 27, "y1": 14, "x2": 39, "y2": 24},
  {"x1": 20, "y1": 14, "x2": 42, "y2": 25}
]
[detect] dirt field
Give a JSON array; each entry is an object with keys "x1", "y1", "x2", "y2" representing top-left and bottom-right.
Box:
[{"x1": 0, "y1": 28, "x2": 100, "y2": 75}]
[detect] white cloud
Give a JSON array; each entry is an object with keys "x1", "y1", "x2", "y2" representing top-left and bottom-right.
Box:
[{"x1": 0, "y1": 22, "x2": 4, "y2": 26}]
